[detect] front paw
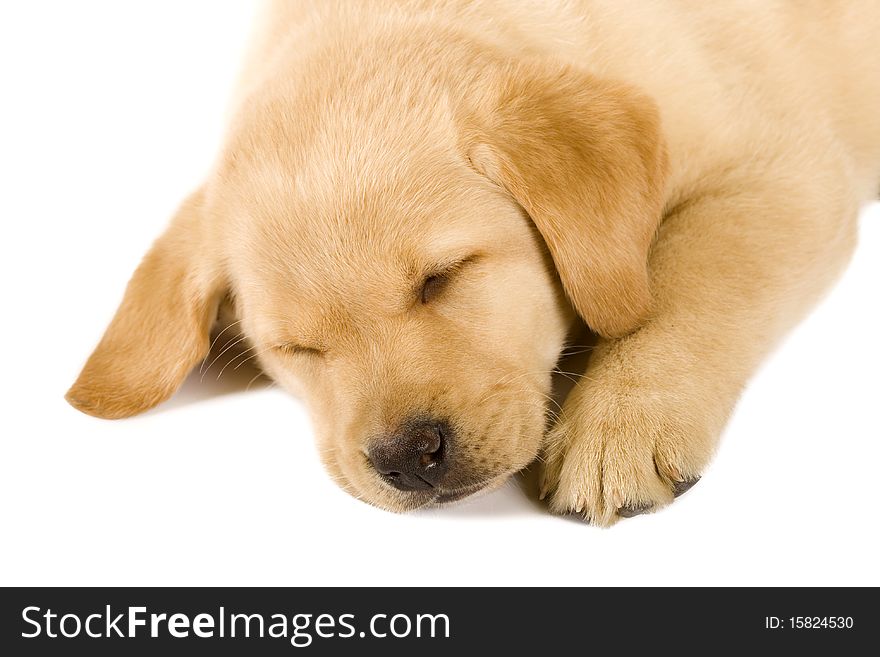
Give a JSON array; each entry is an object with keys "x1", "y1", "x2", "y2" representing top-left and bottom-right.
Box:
[{"x1": 539, "y1": 390, "x2": 714, "y2": 526}]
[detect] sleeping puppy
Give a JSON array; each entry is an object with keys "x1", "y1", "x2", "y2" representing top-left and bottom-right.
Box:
[{"x1": 66, "y1": 1, "x2": 880, "y2": 525}]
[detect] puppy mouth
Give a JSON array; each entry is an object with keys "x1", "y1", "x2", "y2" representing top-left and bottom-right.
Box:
[{"x1": 433, "y1": 483, "x2": 486, "y2": 504}]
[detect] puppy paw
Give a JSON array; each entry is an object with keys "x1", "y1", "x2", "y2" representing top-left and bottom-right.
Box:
[{"x1": 539, "y1": 390, "x2": 714, "y2": 526}]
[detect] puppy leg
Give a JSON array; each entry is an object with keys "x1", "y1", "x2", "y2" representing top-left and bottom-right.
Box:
[{"x1": 540, "y1": 174, "x2": 859, "y2": 525}]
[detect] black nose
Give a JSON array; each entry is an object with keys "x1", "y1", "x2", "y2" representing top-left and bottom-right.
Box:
[{"x1": 368, "y1": 418, "x2": 450, "y2": 491}]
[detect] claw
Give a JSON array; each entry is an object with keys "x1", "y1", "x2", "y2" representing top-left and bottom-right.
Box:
[
  {"x1": 672, "y1": 477, "x2": 700, "y2": 498},
  {"x1": 617, "y1": 503, "x2": 654, "y2": 518}
]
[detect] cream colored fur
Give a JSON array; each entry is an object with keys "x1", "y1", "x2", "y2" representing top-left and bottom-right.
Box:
[{"x1": 68, "y1": 1, "x2": 880, "y2": 525}]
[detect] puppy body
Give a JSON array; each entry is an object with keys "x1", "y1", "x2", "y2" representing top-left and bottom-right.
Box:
[
  {"x1": 69, "y1": 1, "x2": 880, "y2": 524},
  {"x1": 239, "y1": 1, "x2": 880, "y2": 195}
]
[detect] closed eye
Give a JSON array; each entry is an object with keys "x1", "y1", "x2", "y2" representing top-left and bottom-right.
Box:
[
  {"x1": 274, "y1": 343, "x2": 325, "y2": 358},
  {"x1": 419, "y1": 255, "x2": 480, "y2": 304},
  {"x1": 420, "y1": 272, "x2": 451, "y2": 304}
]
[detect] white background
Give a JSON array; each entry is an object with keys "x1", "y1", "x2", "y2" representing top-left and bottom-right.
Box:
[{"x1": 1, "y1": 2, "x2": 878, "y2": 586}]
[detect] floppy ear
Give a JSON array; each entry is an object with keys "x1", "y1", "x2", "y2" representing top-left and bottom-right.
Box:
[
  {"x1": 66, "y1": 189, "x2": 223, "y2": 419},
  {"x1": 464, "y1": 62, "x2": 668, "y2": 338}
]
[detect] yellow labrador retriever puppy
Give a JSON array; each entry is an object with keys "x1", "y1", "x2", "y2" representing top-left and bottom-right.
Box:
[{"x1": 67, "y1": 1, "x2": 880, "y2": 525}]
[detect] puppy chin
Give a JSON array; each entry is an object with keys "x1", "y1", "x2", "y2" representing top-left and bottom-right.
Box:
[
  {"x1": 367, "y1": 489, "x2": 436, "y2": 513},
  {"x1": 431, "y1": 474, "x2": 510, "y2": 506},
  {"x1": 356, "y1": 478, "x2": 496, "y2": 512},
  {"x1": 382, "y1": 472, "x2": 514, "y2": 510}
]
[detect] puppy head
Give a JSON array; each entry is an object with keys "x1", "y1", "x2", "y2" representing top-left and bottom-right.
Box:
[{"x1": 67, "y1": 42, "x2": 666, "y2": 510}]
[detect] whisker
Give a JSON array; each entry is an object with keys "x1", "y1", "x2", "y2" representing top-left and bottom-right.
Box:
[
  {"x1": 200, "y1": 334, "x2": 249, "y2": 382},
  {"x1": 199, "y1": 319, "x2": 244, "y2": 375},
  {"x1": 233, "y1": 345, "x2": 276, "y2": 370},
  {"x1": 245, "y1": 371, "x2": 268, "y2": 392},
  {"x1": 553, "y1": 369, "x2": 601, "y2": 384},
  {"x1": 220, "y1": 344, "x2": 260, "y2": 371},
  {"x1": 215, "y1": 341, "x2": 260, "y2": 381},
  {"x1": 558, "y1": 346, "x2": 596, "y2": 357}
]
